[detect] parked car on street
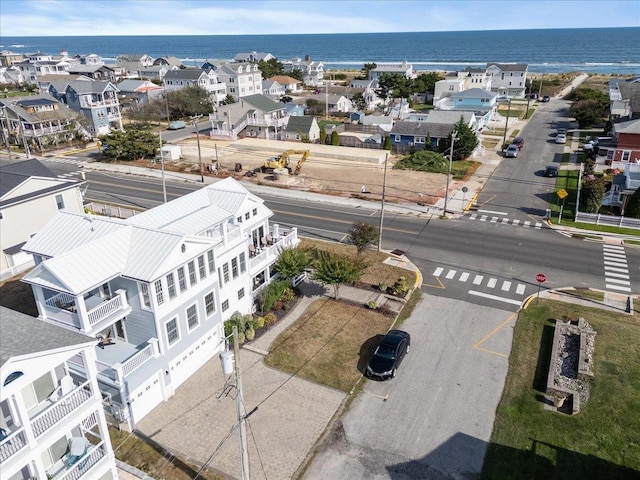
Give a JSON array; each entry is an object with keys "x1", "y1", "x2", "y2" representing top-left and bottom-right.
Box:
[
  {"x1": 168, "y1": 120, "x2": 186, "y2": 130},
  {"x1": 512, "y1": 137, "x2": 525, "y2": 150},
  {"x1": 366, "y1": 330, "x2": 411, "y2": 379},
  {"x1": 541, "y1": 95, "x2": 551, "y2": 102},
  {"x1": 555, "y1": 133, "x2": 567, "y2": 144},
  {"x1": 544, "y1": 165, "x2": 559, "y2": 177},
  {"x1": 556, "y1": 128, "x2": 567, "y2": 136},
  {"x1": 504, "y1": 144, "x2": 519, "y2": 158}
]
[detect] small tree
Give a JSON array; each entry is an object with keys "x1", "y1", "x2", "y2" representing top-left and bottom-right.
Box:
[
  {"x1": 348, "y1": 222, "x2": 379, "y2": 258},
  {"x1": 625, "y1": 187, "x2": 640, "y2": 218},
  {"x1": 274, "y1": 247, "x2": 313, "y2": 281},
  {"x1": 383, "y1": 135, "x2": 391, "y2": 150},
  {"x1": 331, "y1": 130, "x2": 340, "y2": 146},
  {"x1": 319, "y1": 128, "x2": 327, "y2": 145},
  {"x1": 352, "y1": 92, "x2": 366, "y2": 111},
  {"x1": 312, "y1": 251, "x2": 367, "y2": 299},
  {"x1": 579, "y1": 176, "x2": 605, "y2": 213},
  {"x1": 438, "y1": 117, "x2": 479, "y2": 160}
]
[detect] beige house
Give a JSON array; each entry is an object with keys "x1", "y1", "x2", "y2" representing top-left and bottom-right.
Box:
[{"x1": 0, "y1": 159, "x2": 85, "y2": 280}]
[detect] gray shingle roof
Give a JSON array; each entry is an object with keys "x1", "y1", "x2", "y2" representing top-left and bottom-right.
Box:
[
  {"x1": 240, "y1": 94, "x2": 283, "y2": 113},
  {"x1": 284, "y1": 116, "x2": 315, "y2": 133},
  {"x1": 66, "y1": 80, "x2": 116, "y2": 95},
  {"x1": 0, "y1": 306, "x2": 95, "y2": 368},
  {"x1": 163, "y1": 68, "x2": 206, "y2": 81},
  {"x1": 390, "y1": 121, "x2": 431, "y2": 136},
  {"x1": 486, "y1": 63, "x2": 528, "y2": 71}
]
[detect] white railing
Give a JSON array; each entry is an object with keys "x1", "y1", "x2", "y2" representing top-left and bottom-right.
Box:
[
  {"x1": 31, "y1": 380, "x2": 93, "y2": 438},
  {"x1": 81, "y1": 98, "x2": 118, "y2": 108},
  {"x1": 46, "y1": 292, "x2": 76, "y2": 309},
  {"x1": 52, "y1": 441, "x2": 107, "y2": 480},
  {"x1": 84, "y1": 202, "x2": 140, "y2": 219},
  {"x1": 95, "y1": 360, "x2": 118, "y2": 382},
  {"x1": 575, "y1": 212, "x2": 640, "y2": 229},
  {"x1": 121, "y1": 339, "x2": 158, "y2": 377},
  {"x1": 87, "y1": 293, "x2": 125, "y2": 326},
  {"x1": 249, "y1": 228, "x2": 298, "y2": 271},
  {"x1": 0, "y1": 427, "x2": 27, "y2": 463}
]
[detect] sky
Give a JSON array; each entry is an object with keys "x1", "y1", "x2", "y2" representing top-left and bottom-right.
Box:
[{"x1": 1, "y1": 0, "x2": 639, "y2": 37}]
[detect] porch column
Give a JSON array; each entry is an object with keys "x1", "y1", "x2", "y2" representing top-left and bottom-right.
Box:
[
  {"x1": 76, "y1": 295, "x2": 91, "y2": 332},
  {"x1": 12, "y1": 394, "x2": 36, "y2": 447}
]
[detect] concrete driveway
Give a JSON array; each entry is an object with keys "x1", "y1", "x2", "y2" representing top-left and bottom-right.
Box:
[
  {"x1": 136, "y1": 348, "x2": 345, "y2": 480},
  {"x1": 303, "y1": 295, "x2": 516, "y2": 480}
]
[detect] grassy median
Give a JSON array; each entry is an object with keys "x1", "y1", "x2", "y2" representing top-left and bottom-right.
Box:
[{"x1": 482, "y1": 300, "x2": 640, "y2": 479}]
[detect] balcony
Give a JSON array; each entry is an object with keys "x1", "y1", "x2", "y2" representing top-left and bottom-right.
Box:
[
  {"x1": 0, "y1": 427, "x2": 27, "y2": 463},
  {"x1": 92, "y1": 338, "x2": 159, "y2": 384},
  {"x1": 80, "y1": 98, "x2": 119, "y2": 108},
  {"x1": 50, "y1": 441, "x2": 108, "y2": 480},
  {"x1": 249, "y1": 226, "x2": 298, "y2": 273},
  {"x1": 246, "y1": 116, "x2": 288, "y2": 128},
  {"x1": 30, "y1": 379, "x2": 93, "y2": 438},
  {"x1": 43, "y1": 290, "x2": 131, "y2": 331}
]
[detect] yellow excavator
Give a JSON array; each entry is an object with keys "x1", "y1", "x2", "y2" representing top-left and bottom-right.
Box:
[{"x1": 261, "y1": 150, "x2": 310, "y2": 175}]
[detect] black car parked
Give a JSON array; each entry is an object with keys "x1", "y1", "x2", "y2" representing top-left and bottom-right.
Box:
[
  {"x1": 366, "y1": 330, "x2": 411, "y2": 379},
  {"x1": 544, "y1": 165, "x2": 559, "y2": 177}
]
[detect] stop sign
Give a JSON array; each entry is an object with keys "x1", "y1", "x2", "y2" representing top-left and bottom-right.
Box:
[{"x1": 536, "y1": 273, "x2": 546, "y2": 283}]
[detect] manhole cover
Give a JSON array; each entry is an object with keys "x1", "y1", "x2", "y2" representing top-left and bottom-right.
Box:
[{"x1": 390, "y1": 249, "x2": 405, "y2": 256}]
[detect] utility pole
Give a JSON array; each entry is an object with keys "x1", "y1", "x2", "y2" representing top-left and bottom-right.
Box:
[
  {"x1": 163, "y1": 83, "x2": 171, "y2": 125},
  {"x1": 501, "y1": 99, "x2": 512, "y2": 150},
  {"x1": 232, "y1": 326, "x2": 250, "y2": 480},
  {"x1": 377, "y1": 152, "x2": 389, "y2": 252},
  {"x1": 443, "y1": 132, "x2": 457, "y2": 218},
  {"x1": 158, "y1": 130, "x2": 167, "y2": 203},
  {"x1": 192, "y1": 114, "x2": 204, "y2": 183},
  {"x1": 214, "y1": 143, "x2": 220, "y2": 171},
  {"x1": 525, "y1": 79, "x2": 532, "y2": 117},
  {"x1": 2, "y1": 102, "x2": 12, "y2": 161},
  {"x1": 538, "y1": 73, "x2": 544, "y2": 98}
]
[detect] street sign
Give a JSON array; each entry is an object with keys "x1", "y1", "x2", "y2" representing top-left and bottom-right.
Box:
[
  {"x1": 536, "y1": 273, "x2": 546, "y2": 283},
  {"x1": 557, "y1": 189, "x2": 568, "y2": 199}
]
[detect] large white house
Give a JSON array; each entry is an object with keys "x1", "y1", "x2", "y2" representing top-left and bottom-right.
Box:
[
  {"x1": 0, "y1": 159, "x2": 85, "y2": 280},
  {"x1": 0, "y1": 306, "x2": 119, "y2": 480},
  {"x1": 486, "y1": 63, "x2": 529, "y2": 98},
  {"x1": 21, "y1": 178, "x2": 298, "y2": 431}
]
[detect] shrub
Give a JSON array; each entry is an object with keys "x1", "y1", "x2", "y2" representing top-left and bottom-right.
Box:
[
  {"x1": 390, "y1": 276, "x2": 408, "y2": 296},
  {"x1": 255, "y1": 316, "x2": 265, "y2": 329},
  {"x1": 245, "y1": 327, "x2": 255, "y2": 341},
  {"x1": 378, "y1": 281, "x2": 388, "y2": 293},
  {"x1": 237, "y1": 330, "x2": 246, "y2": 344},
  {"x1": 264, "y1": 312, "x2": 277, "y2": 326},
  {"x1": 280, "y1": 287, "x2": 295, "y2": 303},
  {"x1": 366, "y1": 300, "x2": 378, "y2": 309},
  {"x1": 263, "y1": 279, "x2": 291, "y2": 312}
]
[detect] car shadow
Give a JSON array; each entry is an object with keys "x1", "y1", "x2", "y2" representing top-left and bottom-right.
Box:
[{"x1": 357, "y1": 334, "x2": 384, "y2": 375}]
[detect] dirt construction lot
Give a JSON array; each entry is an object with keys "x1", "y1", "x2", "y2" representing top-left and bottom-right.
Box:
[{"x1": 174, "y1": 137, "x2": 453, "y2": 206}]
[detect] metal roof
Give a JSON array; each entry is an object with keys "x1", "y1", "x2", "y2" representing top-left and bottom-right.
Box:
[
  {"x1": 1, "y1": 307, "x2": 95, "y2": 368},
  {"x1": 163, "y1": 68, "x2": 206, "y2": 81}
]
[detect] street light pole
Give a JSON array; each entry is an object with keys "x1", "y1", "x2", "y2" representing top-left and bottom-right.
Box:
[
  {"x1": 192, "y1": 114, "x2": 204, "y2": 183},
  {"x1": 443, "y1": 132, "x2": 457, "y2": 218},
  {"x1": 232, "y1": 326, "x2": 250, "y2": 480},
  {"x1": 158, "y1": 130, "x2": 167, "y2": 203},
  {"x1": 377, "y1": 151, "x2": 389, "y2": 252},
  {"x1": 538, "y1": 73, "x2": 544, "y2": 99},
  {"x1": 2, "y1": 102, "x2": 12, "y2": 161},
  {"x1": 501, "y1": 99, "x2": 512, "y2": 150}
]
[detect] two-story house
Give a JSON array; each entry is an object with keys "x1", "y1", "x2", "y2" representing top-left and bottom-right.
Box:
[
  {"x1": 368, "y1": 61, "x2": 415, "y2": 81},
  {"x1": 283, "y1": 56, "x2": 324, "y2": 87},
  {"x1": 268, "y1": 75, "x2": 302, "y2": 93},
  {"x1": 116, "y1": 79, "x2": 164, "y2": 108},
  {"x1": 21, "y1": 178, "x2": 299, "y2": 431},
  {"x1": 49, "y1": 80, "x2": 123, "y2": 135},
  {"x1": 0, "y1": 96, "x2": 80, "y2": 152},
  {"x1": 0, "y1": 159, "x2": 85, "y2": 280},
  {"x1": 211, "y1": 62, "x2": 263, "y2": 100},
  {"x1": 163, "y1": 68, "x2": 226, "y2": 105},
  {"x1": 486, "y1": 63, "x2": 529, "y2": 99},
  {"x1": 234, "y1": 51, "x2": 276, "y2": 63},
  {"x1": 602, "y1": 118, "x2": 640, "y2": 210},
  {"x1": 608, "y1": 76, "x2": 640, "y2": 120},
  {"x1": 66, "y1": 65, "x2": 117, "y2": 84},
  {"x1": 433, "y1": 67, "x2": 492, "y2": 101},
  {"x1": 209, "y1": 94, "x2": 287, "y2": 140},
  {"x1": 0, "y1": 306, "x2": 118, "y2": 480},
  {"x1": 0, "y1": 50, "x2": 25, "y2": 67}
]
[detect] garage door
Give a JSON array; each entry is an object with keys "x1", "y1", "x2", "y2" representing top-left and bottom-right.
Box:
[
  {"x1": 168, "y1": 329, "x2": 220, "y2": 389},
  {"x1": 128, "y1": 373, "x2": 163, "y2": 424}
]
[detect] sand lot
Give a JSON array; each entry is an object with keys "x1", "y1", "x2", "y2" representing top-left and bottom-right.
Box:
[{"x1": 175, "y1": 137, "x2": 453, "y2": 205}]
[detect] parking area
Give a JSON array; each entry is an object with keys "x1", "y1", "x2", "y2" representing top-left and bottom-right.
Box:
[{"x1": 303, "y1": 295, "x2": 516, "y2": 479}]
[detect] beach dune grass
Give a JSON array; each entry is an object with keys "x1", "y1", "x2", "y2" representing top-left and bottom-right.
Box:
[{"x1": 482, "y1": 300, "x2": 640, "y2": 479}]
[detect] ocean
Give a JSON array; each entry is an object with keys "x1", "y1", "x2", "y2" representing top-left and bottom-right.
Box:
[{"x1": 1, "y1": 27, "x2": 638, "y2": 75}]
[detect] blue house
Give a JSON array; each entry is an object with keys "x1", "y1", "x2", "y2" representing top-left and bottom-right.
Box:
[
  {"x1": 350, "y1": 111, "x2": 365, "y2": 123},
  {"x1": 450, "y1": 88, "x2": 496, "y2": 112},
  {"x1": 389, "y1": 121, "x2": 432, "y2": 150}
]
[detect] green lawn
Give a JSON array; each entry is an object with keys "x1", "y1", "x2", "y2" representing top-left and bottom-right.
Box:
[
  {"x1": 482, "y1": 300, "x2": 640, "y2": 479},
  {"x1": 550, "y1": 169, "x2": 579, "y2": 220}
]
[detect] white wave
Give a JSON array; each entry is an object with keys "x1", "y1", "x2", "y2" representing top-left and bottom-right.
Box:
[{"x1": 11, "y1": 44, "x2": 25, "y2": 47}]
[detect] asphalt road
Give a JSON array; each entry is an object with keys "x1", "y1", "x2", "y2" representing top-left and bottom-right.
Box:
[{"x1": 303, "y1": 295, "x2": 516, "y2": 480}]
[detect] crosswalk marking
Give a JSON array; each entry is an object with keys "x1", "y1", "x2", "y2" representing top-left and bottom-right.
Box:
[
  {"x1": 469, "y1": 214, "x2": 477, "y2": 220},
  {"x1": 535, "y1": 222, "x2": 542, "y2": 229},
  {"x1": 512, "y1": 219, "x2": 520, "y2": 226},
  {"x1": 473, "y1": 275, "x2": 483, "y2": 285},
  {"x1": 501, "y1": 281, "x2": 511, "y2": 291},
  {"x1": 480, "y1": 215, "x2": 487, "y2": 222},
  {"x1": 487, "y1": 278, "x2": 497, "y2": 288},
  {"x1": 446, "y1": 270, "x2": 457, "y2": 279},
  {"x1": 465, "y1": 213, "x2": 546, "y2": 230},
  {"x1": 500, "y1": 217, "x2": 509, "y2": 224},
  {"x1": 606, "y1": 278, "x2": 631, "y2": 286},
  {"x1": 491, "y1": 216, "x2": 498, "y2": 223},
  {"x1": 605, "y1": 265, "x2": 629, "y2": 273},
  {"x1": 433, "y1": 267, "x2": 444, "y2": 276},
  {"x1": 468, "y1": 290, "x2": 522, "y2": 306},
  {"x1": 516, "y1": 284, "x2": 526, "y2": 295},
  {"x1": 607, "y1": 284, "x2": 631, "y2": 292},
  {"x1": 459, "y1": 272, "x2": 470, "y2": 282},
  {"x1": 602, "y1": 245, "x2": 632, "y2": 294}
]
